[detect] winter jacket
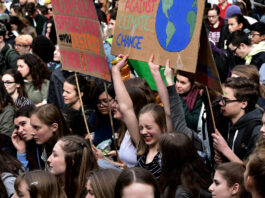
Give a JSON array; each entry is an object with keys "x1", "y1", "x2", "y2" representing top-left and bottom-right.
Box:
[{"x1": 0, "y1": 43, "x2": 19, "y2": 75}]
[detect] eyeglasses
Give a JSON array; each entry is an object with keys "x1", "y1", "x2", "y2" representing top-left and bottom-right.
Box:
[
  {"x1": 97, "y1": 98, "x2": 113, "y2": 105},
  {"x1": 231, "y1": 45, "x2": 239, "y2": 54},
  {"x1": 219, "y1": 97, "x2": 239, "y2": 106},
  {"x1": 15, "y1": 44, "x2": 29, "y2": 48},
  {"x1": 250, "y1": 33, "x2": 260, "y2": 37},
  {"x1": 3, "y1": 81, "x2": 15, "y2": 85}
]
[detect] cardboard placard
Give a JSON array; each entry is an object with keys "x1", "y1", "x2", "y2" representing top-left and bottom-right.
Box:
[
  {"x1": 52, "y1": 0, "x2": 111, "y2": 82},
  {"x1": 111, "y1": 0, "x2": 205, "y2": 73}
]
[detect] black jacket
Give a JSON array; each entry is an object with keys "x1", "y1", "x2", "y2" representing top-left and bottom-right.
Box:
[
  {"x1": 250, "y1": 51, "x2": 265, "y2": 70},
  {"x1": 227, "y1": 107, "x2": 263, "y2": 160}
]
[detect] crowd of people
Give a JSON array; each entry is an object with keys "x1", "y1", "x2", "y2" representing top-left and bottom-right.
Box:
[{"x1": 0, "y1": 0, "x2": 265, "y2": 198}]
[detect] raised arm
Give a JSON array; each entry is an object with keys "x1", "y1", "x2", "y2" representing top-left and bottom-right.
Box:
[
  {"x1": 164, "y1": 66, "x2": 203, "y2": 150},
  {"x1": 112, "y1": 55, "x2": 140, "y2": 146},
  {"x1": 148, "y1": 55, "x2": 172, "y2": 131}
]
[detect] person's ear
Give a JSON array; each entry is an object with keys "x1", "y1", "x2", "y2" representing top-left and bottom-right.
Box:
[
  {"x1": 261, "y1": 34, "x2": 265, "y2": 41},
  {"x1": 50, "y1": 123, "x2": 58, "y2": 133},
  {"x1": 246, "y1": 176, "x2": 254, "y2": 190},
  {"x1": 239, "y1": 23, "x2": 243, "y2": 30},
  {"x1": 241, "y1": 100, "x2": 248, "y2": 110},
  {"x1": 16, "y1": 83, "x2": 20, "y2": 88},
  {"x1": 0, "y1": 35, "x2": 4, "y2": 42},
  {"x1": 231, "y1": 183, "x2": 240, "y2": 195}
]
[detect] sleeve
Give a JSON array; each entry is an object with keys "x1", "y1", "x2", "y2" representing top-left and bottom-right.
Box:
[
  {"x1": 167, "y1": 85, "x2": 203, "y2": 151},
  {"x1": 17, "y1": 153, "x2": 29, "y2": 172},
  {"x1": 0, "y1": 107, "x2": 15, "y2": 137},
  {"x1": 6, "y1": 49, "x2": 19, "y2": 70},
  {"x1": 2, "y1": 173, "x2": 16, "y2": 198}
]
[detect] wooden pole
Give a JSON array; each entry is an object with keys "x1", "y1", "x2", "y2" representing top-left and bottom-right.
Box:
[
  {"x1": 74, "y1": 72, "x2": 92, "y2": 141},
  {"x1": 205, "y1": 86, "x2": 217, "y2": 133},
  {"x1": 103, "y1": 82, "x2": 121, "y2": 162}
]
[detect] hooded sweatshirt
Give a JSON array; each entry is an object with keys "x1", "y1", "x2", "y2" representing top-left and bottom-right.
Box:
[
  {"x1": 245, "y1": 41, "x2": 265, "y2": 69},
  {"x1": 226, "y1": 107, "x2": 263, "y2": 160}
]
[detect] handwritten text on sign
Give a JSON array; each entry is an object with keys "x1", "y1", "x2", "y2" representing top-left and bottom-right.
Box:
[
  {"x1": 52, "y1": 0, "x2": 110, "y2": 81},
  {"x1": 115, "y1": 0, "x2": 157, "y2": 50}
]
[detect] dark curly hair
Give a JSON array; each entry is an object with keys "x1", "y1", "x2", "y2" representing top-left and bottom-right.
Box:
[{"x1": 17, "y1": 53, "x2": 51, "y2": 89}]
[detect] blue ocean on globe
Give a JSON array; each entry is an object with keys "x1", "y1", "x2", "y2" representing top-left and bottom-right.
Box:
[{"x1": 155, "y1": 0, "x2": 197, "y2": 52}]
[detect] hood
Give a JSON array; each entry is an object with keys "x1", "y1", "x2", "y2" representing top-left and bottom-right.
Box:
[
  {"x1": 231, "y1": 107, "x2": 263, "y2": 130},
  {"x1": 245, "y1": 41, "x2": 265, "y2": 64}
]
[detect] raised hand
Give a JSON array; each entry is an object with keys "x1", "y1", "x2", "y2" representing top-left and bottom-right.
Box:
[
  {"x1": 164, "y1": 60, "x2": 174, "y2": 86},
  {"x1": 112, "y1": 54, "x2": 129, "y2": 71},
  {"x1": 148, "y1": 54, "x2": 160, "y2": 73}
]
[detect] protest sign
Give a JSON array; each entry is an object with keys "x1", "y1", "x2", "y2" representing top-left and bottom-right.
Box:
[
  {"x1": 111, "y1": 0, "x2": 205, "y2": 73},
  {"x1": 52, "y1": 0, "x2": 111, "y2": 81}
]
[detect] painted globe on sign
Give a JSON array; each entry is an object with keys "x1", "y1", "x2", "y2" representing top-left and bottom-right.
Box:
[{"x1": 155, "y1": 0, "x2": 197, "y2": 52}]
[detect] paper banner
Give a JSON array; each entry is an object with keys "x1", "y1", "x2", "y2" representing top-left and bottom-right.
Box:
[
  {"x1": 111, "y1": 0, "x2": 205, "y2": 73},
  {"x1": 52, "y1": 0, "x2": 111, "y2": 81}
]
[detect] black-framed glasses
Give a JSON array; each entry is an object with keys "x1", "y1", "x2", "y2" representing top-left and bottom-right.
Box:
[
  {"x1": 250, "y1": 33, "x2": 260, "y2": 37},
  {"x1": 231, "y1": 45, "x2": 239, "y2": 54},
  {"x1": 3, "y1": 81, "x2": 15, "y2": 85},
  {"x1": 219, "y1": 97, "x2": 239, "y2": 106}
]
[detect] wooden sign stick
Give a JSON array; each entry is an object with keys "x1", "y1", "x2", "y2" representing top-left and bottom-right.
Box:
[
  {"x1": 103, "y1": 82, "x2": 121, "y2": 162},
  {"x1": 74, "y1": 72, "x2": 92, "y2": 141}
]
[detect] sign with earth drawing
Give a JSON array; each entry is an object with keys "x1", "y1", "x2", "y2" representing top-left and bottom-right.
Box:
[{"x1": 111, "y1": 0, "x2": 205, "y2": 73}]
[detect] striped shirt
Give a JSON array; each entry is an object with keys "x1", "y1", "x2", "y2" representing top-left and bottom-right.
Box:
[
  {"x1": 137, "y1": 152, "x2": 161, "y2": 181},
  {"x1": 15, "y1": 96, "x2": 34, "y2": 109}
]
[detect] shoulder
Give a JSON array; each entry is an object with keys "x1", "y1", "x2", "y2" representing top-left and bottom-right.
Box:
[{"x1": 175, "y1": 186, "x2": 192, "y2": 198}]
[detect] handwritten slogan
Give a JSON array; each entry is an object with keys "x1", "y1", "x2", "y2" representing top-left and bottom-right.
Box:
[
  {"x1": 111, "y1": 0, "x2": 205, "y2": 73},
  {"x1": 52, "y1": 0, "x2": 111, "y2": 81}
]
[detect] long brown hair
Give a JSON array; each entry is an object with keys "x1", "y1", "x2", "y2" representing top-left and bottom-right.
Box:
[
  {"x1": 115, "y1": 167, "x2": 160, "y2": 198},
  {"x1": 3, "y1": 69, "x2": 28, "y2": 97},
  {"x1": 17, "y1": 53, "x2": 51, "y2": 89},
  {"x1": 59, "y1": 135, "x2": 98, "y2": 198},
  {"x1": 117, "y1": 78, "x2": 155, "y2": 147},
  {"x1": 87, "y1": 169, "x2": 120, "y2": 198},
  {"x1": 138, "y1": 103, "x2": 167, "y2": 155},
  {"x1": 14, "y1": 170, "x2": 66, "y2": 198},
  {"x1": 30, "y1": 104, "x2": 70, "y2": 156},
  {"x1": 159, "y1": 133, "x2": 211, "y2": 198},
  {"x1": 247, "y1": 149, "x2": 265, "y2": 197},
  {"x1": 216, "y1": 162, "x2": 250, "y2": 198}
]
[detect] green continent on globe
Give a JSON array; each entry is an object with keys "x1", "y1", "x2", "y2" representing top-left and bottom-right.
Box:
[
  {"x1": 162, "y1": 0, "x2": 173, "y2": 18},
  {"x1": 187, "y1": 0, "x2": 197, "y2": 39},
  {"x1": 161, "y1": 0, "x2": 176, "y2": 48},
  {"x1": 166, "y1": 21, "x2": 176, "y2": 47}
]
